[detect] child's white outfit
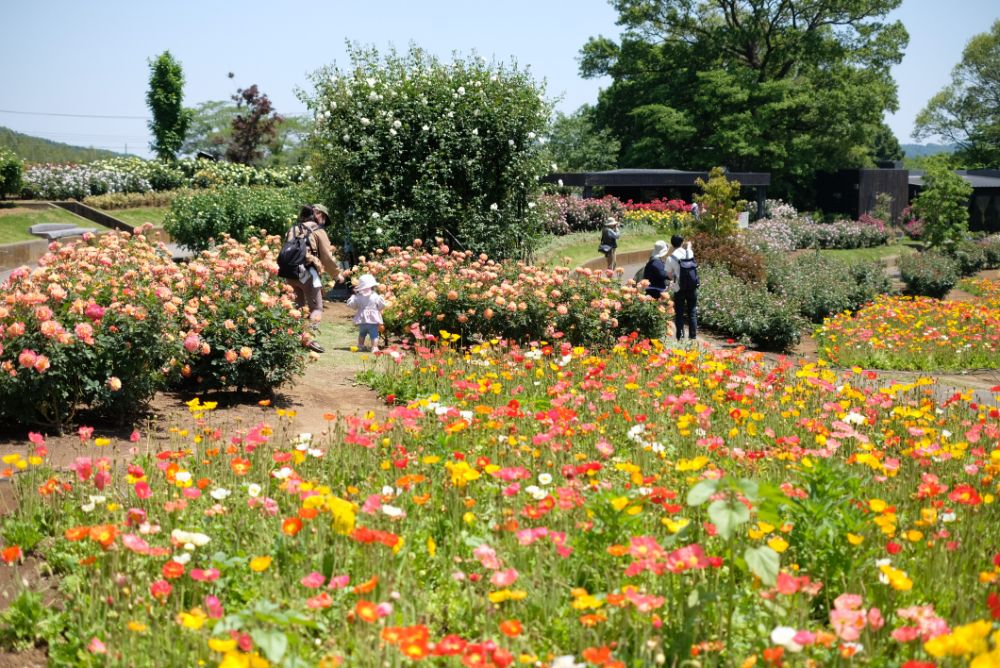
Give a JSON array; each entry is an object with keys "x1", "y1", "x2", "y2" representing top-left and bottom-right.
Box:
[{"x1": 347, "y1": 288, "x2": 385, "y2": 351}]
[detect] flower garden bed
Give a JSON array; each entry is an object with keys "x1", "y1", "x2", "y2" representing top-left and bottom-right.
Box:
[
  {"x1": 815, "y1": 280, "x2": 1000, "y2": 371},
  {"x1": 1, "y1": 338, "x2": 998, "y2": 665}
]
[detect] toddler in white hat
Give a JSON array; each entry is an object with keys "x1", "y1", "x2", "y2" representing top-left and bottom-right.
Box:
[{"x1": 346, "y1": 273, "x2": 386, "y2": 353}]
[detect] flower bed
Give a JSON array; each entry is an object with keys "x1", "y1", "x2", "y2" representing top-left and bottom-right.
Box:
[
  {"x1": 2, "y1": 341, "x2": 998, "y2": 666},
  {"x1": 0, "y1": 229, "x2": 309, "y2": 428},
  {"x1": 744, "y1": 216, "x2": 889, "y2": 252},
  {"x1": 21, "y1": 158, "x2": 310, "y2": 200},
  {"x1": 356, "y1": 241, "x2": 668, "y2": 346},
  {"x1": 815, "y1": 288, "x2": 1000, "y2": 370}
]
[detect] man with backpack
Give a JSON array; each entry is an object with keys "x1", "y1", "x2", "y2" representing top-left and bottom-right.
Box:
[
  {"x1": 666, "y1": 234, "x2": 699, "y2": 342},
  {"x1": 278, "y1": 204, "x2": 343, "y2": 353}
]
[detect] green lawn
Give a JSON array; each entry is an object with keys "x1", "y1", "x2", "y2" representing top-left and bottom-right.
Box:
[
  {"x1": 0, "y1": 205, "x2": 91, "y2": 244},
  {"x1": 534, "y1": 224, "x2": 662, "y2": 267},
  {"x1": 107, "y1": 206, "x2": 170, "y2": 228},
  {"x1": 817, "y1": 241, "x2": 920, "y2": 263}
]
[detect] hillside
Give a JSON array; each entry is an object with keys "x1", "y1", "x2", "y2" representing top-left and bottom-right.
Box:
[
  {"x1": 901, "y1": 142, "x2": 955, "y2": 158},
  {"x1": 0, "y1": 126, "x2": 124, "y2": 163}
]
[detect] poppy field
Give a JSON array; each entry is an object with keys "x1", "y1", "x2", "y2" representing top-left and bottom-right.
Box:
[
  {"x1": 2, "y1": 336, "x2": 999, "y2": 667},
  {"x1": 815, "y1": 280, "x2": 1000, "y2": 371}
]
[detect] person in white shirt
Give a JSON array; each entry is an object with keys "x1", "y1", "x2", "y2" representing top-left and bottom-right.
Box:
[
  {"x1": 346, "y1": 273, "x2": 386, "y2": 353},
  {"x1": 666, "y1": 234, "x2": 698, "y2": 341}
]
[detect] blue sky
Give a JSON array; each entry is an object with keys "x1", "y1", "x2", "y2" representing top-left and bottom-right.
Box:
[{"x1": 1, "y1": 0, "x2": 997, "y2": 159}]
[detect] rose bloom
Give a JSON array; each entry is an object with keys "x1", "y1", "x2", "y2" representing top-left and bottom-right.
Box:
[
  {"x1": 107, "y1": 377, "x2": 122, "y2": 392},
  {"x1": 17, "y1": 349, "x2": 37, "y2": 369},
  {"x1": 33, "y1": 355, "x2": 51, "y2": 373}
]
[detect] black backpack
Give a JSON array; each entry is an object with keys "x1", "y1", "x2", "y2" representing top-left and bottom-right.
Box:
[
  {"x1": 677, "y1": 256, "x2": 700, "y2": 290},
  {"x1": 277, "y1": 224, "x2": 314, "y2": 280}
]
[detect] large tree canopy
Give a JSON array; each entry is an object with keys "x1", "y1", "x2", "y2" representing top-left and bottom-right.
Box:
[
  {"x1": 580, "y1": 0, "x2": 908, "y2": 203},
  {"x1": 914, "y1": 20, "x2": 1000, "y2": 168}
]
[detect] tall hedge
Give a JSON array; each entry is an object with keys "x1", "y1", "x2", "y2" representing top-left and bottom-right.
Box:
[{"x1": 302, "y1": 45, "x2": 551, "y2": 260}]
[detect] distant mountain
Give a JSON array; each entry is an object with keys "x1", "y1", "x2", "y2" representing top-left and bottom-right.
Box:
[
  {"x1": 0, "y1": 126, "x2": 125, "y2": 163},
  {"x1": 901, "y1": 143, "x2": 956, "y2": 158}
]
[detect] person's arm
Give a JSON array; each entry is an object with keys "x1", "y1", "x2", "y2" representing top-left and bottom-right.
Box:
[
  {"x1": 346, "y1": 294, "x2": 358, "y2": 309},
  {"x1": 313, "y1": 230, "x2": 342, "y2": 279}
]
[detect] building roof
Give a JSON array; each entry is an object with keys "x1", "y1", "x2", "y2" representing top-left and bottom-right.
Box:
[
  {"x1": 909, "y1": 169, "x2": 1000, "y2": 190},
  {"x1": 543, "y1": 168, "x2": 771, "y2": 188}
]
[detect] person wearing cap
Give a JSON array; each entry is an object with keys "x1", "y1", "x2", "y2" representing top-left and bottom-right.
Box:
[
  {"x1": 346, "y1": 273, "x2": 386, "y2": 353},
  {"x1": 641, "y1": 240, "x2": 671, "y2": 299},
  {"x1": 598, "y1": 218, "x2": 621, "y2": 269},
  {"x1": 285, "y1": 203, "x2": 344, "y2": 353}
]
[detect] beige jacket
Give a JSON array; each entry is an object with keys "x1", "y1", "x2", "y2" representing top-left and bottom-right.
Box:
[{"x1": 287, "y1": 221, "x2": 340, "y2": 277}]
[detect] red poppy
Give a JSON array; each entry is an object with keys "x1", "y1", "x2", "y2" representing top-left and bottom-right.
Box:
[
  {"x1": 281, "y1": 517, "x2": 303, "y2": 536},
  {"x1": 498, "y1": 619, "x2": 522, "y2": 638},
  {"x1": 1, "y1": 545, "x2": 22, "y2": 564}
]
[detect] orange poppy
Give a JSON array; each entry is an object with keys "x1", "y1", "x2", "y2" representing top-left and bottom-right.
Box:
[
  {"x1": 355, "y1": 600, "x2": 379, "y2": 623},
  {"x1": 282, "y1": 517, "x2": 303, "y2": 536}
]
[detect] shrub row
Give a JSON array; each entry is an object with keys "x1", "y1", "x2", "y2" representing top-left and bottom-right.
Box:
[
  {"x1": 899, "y1": 252, "x2": 959, "y2": 298},
  {"x1": 83, "y1": 189, "x2": 190, "y2": 210},
  {"x1": 697, "y1": 263, "x2": 805, "y2": 351},
  {"x1": 744, "y1": 217, "x2": 889, "y2": 252},
  {"x1": 0, "y1": 229, "x2": 309, "y2": 429},
  {"x1": 357, "y1": 241, "x2": 667, "y2": 347},
  {"x1": 537, "y1": 195, "x2": 626, "y2": 235},
  {"x1": 163, "y1": 185, "x2": 310, "y2": 251},
  {"x1": 21, "y1": 157, "x2": 310, "y2": 200},
  {"x1": 764, "y1": 252, "x2": 892, "y2": 323}
]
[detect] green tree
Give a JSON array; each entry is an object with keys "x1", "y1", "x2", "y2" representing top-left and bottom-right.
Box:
[
  {"x1": 226, "y1": 84, "x2": 283, "y2": 166},
  {"x1": 267, "y1": 114, "x2": 312, "y2": 166},
  {"x1": 914, "y1": 20, "x2": 1000, "y2": 167},
  {"x1": 871, "y1": 123, "x2": 904, "y2": 163},
  {"x1": 545, "y1": 105, "x2": 621, "y2": 172},
  {"x1": 580, "y1": 0, "x2": 908, "y2": 204},
  {"x1": 695, "y1": 167, "x2": 742, "y2": 237},
  {"x1": 146, "y1": 51, "x2": 191, "y2": 161},
  {"x1": 181, "y1": 100, "x2": 237, "y2": 159},
  {"x1": 0, "y1": 148, "x2": 24, "y2": 199},
  {"x1": 912, "y1": 158, "x2": 973, "y2": 248},
  {"x1": 302, "y1": 45, "x2": 550, "y2": 260}
]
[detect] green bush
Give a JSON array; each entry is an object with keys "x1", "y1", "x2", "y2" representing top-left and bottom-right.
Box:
[
  {"x1": 899, "y1": 251, "x2": 959, "y2": 298},
  {"x1": 690, "y1": 232, "x2": 767, "y2": 284},
  {"x1": 163, "y1": 185, "x2": 308, "y2": 250},
  {"x1": 765, "y1": 252, "x2": 892, "y2": 323},
  {"x1": 698, "y1": 264, "x2": 805, "y2": 351},
  {"x1": 979, "y1": 235, "x2": 1000, "y2": 269},
  {"x1": 911, "y1": 159, "x2": 973, "y2": 248},
  {"x1": 947, "y1": 240, "x2": 988, "y2": 276},
  {"x1": 0, "y1": 148, "x2": 24, "y2": 199},
  {"x1": 84, "y1": 189, "x2": 189, "y2": 210},
  {"x1": 304, "y1": 45, "x2": 550, "y2": 260}
]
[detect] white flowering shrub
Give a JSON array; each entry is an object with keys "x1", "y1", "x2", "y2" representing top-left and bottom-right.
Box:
[{"x1": 303, "y1": 45, "x2": 551, "y2": 259}]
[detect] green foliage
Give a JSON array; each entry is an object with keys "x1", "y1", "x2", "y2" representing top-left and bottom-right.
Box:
[
  {"x1": 181, "y1": 100, "x2": 237, "y2": 159},
  {"x1": 899, "y1": 251, "x2": 960, "y2": 298},
  {"x1": 947, "y1": 240, "x2": 988, "y2": 276},
  {"x1": 697, "y1": 263, "x2": 805, "y2": 351},
  {"x1": 580, "y1": 0, "x2": 907, "y2": 203},
  {"x1": 912, "y1": 159, "x2": 973, "y2": 247},
  {"x1": 84, "y1": 189, "x2": 187, "y2": 210},
  {"x1": 163, "y1": 185, "x2": 307, "y2": 251},
  {"x1": 0, "y1": 591, "x2": 64, "y2": 652},
  {"x1": 0, "y1": 126, "x2": 123, "y2": 164},
  {"x1": 0, "y1": 147, "x2": 24, "y2": 198},
  {"x1": 146, "y1": 51, "x2": 191, "y2": 161},
  {"x1": 303, "y1": 44, "x2": 551, "y2": 260},
  {"x1": 543, "y1": 105, "x2": 621, "y2": 172},
  {"x1": 694, "y1": 168, "x2": 743, "y2": 237},
  {"x1": 978, "y1": 235, "x2": 1000, "y2": 268},
  {"x1": 689, "y1": 232, "x2": 766, "y2": 284},
  {"x1": 870, "y1": 123, "x2": 904, "y2": 163},
  {"x1": 764, "y1": 252, "x2": 893, "y2": 323},
  {"x1": 914, "y1": 20, "x2": 1000, "y2": 167}
]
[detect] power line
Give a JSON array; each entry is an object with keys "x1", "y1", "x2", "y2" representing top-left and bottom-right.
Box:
[{"x1": 0, "y1": 108, "x2": 150, "y2": 120}]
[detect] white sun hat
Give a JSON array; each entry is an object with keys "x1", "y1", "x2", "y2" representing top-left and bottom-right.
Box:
[
  {"x1": 356, "y1": 273, "x2": 379, "y2": 291},
  {"x1": 651, "y1": 240, "x2": 670, "y2": 258}
]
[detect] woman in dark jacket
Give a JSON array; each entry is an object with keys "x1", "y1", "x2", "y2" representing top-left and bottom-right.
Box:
[{"x1": 642, "y1": 240, "x2": 670, "y2": 299}]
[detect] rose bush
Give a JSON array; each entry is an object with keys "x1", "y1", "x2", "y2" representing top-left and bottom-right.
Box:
[
  {"x1": 0, "y1": 229, "x2": 310, "y2": 428},
  {"x1": 303, "y1": 45, "x2": 550, "y2": 260},
  {"x1": 899, "y1": 251, "x2": 959, "y2": 298},
  {"x1": 355, "y1": 240, "x2": 667, "y2": 346}
]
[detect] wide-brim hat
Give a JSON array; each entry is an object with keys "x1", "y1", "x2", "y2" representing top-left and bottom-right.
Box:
[
  {"x1": 356, "y1": 273, "x2": 379, "y2": 291},
  {"x1": 652, "y1": 240, "x2": 670, "y2": 258},
  {"x1": 604, "y1": 218, "x2": 619, "y2": 227},
  {"x1": 312, "y1": 203, "x2": 331, "y2": 219}
]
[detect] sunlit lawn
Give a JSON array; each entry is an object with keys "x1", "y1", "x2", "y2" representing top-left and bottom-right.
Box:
[
  {"x1": 817, "y1": 240, "x2": 920, "y2": 263},
  {"x1": 534, "y1": 224, "x2": 660, "y2": 267},
  {"x1": 0, "y1": 204, "x2": 91, "y2": 244},
  {"x1": 105, "y1": 206, "x2": 170, "y2": 228}
]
